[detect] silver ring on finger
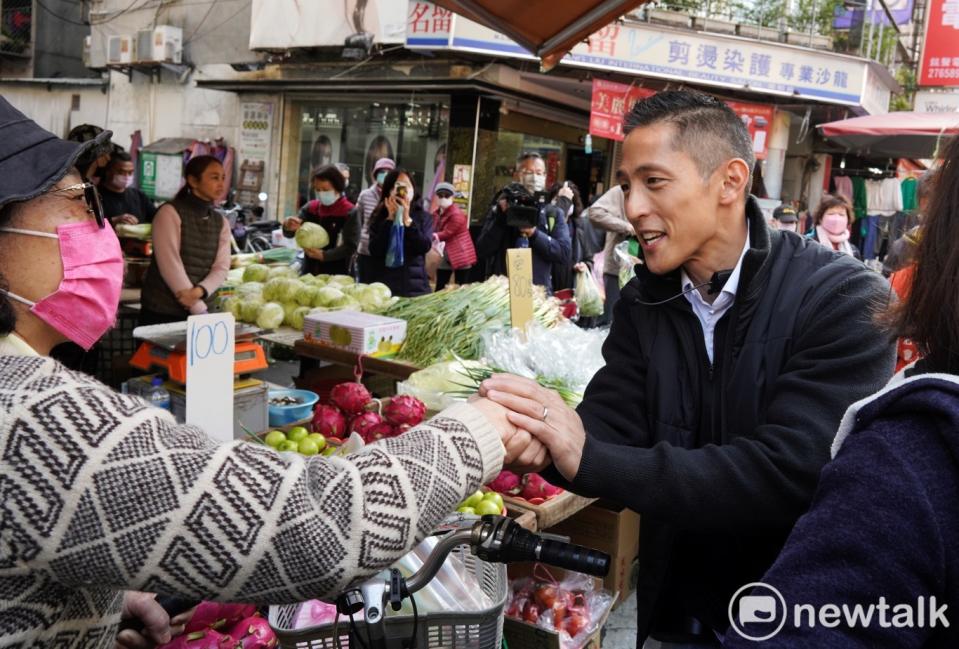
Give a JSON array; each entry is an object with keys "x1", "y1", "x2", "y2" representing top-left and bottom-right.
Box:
[{"x1": 541, "y1": 405, "x2": 549, "y2": 422}]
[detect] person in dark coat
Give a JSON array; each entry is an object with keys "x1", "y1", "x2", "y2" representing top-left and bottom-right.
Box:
[
  {"x1": 722, "y1": 135, "x2": 959, "y2": 649},
  {"x1": 99, "y1": 151, "x2": 157, "y2": 226},
  {"x1": 478, "y1": 91, "x2": 895, "y2": 647},
  {"x1": 368, "y1": 169, "x2": 433, "y2": 297},
  {"x1": 475, "y1": 152, "x2": 571, "y2": 293},
  {"x1": 283, "y1": 164, "x2": 358, "y2": 276},
  {"x1": 547, "y1": 181, "x2": 595, "y2": 293}
]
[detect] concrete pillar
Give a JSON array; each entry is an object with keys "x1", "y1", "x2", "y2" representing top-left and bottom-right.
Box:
[{"x1": 763, "y1": 110, "x2": 792, "y2": 200}]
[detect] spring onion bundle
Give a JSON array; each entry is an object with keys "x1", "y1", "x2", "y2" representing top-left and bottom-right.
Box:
[{"x1": 377, "y1": 277, "x2": 564, "y2": 367}]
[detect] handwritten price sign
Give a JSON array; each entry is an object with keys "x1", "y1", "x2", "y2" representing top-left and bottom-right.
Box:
[
  {"x1": 507, "y1": 248, "x2": 534, "y2": 334},
  {"x1": 186, "y1": 313, "x2": 235, "y2": 442}
]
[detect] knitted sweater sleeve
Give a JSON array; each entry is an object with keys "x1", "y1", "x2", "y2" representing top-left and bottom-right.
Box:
[{"x1": 0, "y1": 358, "x2": 504, "y2": 605}]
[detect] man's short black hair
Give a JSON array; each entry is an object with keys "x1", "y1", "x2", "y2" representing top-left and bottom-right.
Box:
[
  {"x1": 313, "y1": 164, "x2": 346, "y2": 194},
  {"x1": 516, "y1": 151, "x2": 543, "y2": 166},
  {"x1": 110, "y1": 150, "x2": 132, "y2": 167},
  {"x1": 624, "y1": 90, "x2": 756, "y2": 183}
]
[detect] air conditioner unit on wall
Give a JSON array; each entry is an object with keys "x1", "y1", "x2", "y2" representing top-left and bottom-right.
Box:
[
  {"x1": 135, "y1": 25, "x2": 182, "y2": 64},
  {"x1": 106, "y1": 35, "x2": 134, "y2": 65}
]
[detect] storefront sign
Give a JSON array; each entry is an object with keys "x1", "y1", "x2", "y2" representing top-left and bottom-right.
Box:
[
  {"x1": 238, "y1": 102, "x2": 274, "y2": 166},
  {"x1": 834, "y1": 0, "x2": 913, "y2": 29},
  {"x1": 726, "y1": 101, "x2": 775, "y2": 160},
  {"x1": 915, "y1": 89, "x2": 959, "y2": 111},
  {"x1": 452, "y1": 163, "x2": 472, "y2": 199},
  {"x1": 919, "y1": 0, "x2": 959, "y2": 86},
  {"x1": 139, "y1": 151, "x2": 184, "y2": 201},
  {"x1": 590, "y1": 80, "x2": 775, "y2": 158},
  {"x1": 589, "y1": 79, "x2": 655, "y2": 141},
  {"x1": 407, "y1": 2, "x2": 893, "y2": 114}
]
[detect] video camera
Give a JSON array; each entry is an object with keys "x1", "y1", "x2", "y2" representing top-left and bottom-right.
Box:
[{"x1": 499, "y1": 182, "x2": 548, "y2": 229}]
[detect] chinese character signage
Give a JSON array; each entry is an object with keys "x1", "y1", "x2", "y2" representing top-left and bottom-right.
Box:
[
  {"x1": 589, "y1": 79, "x2": 655, "y2": 141},
  {"x1": 406, "y1": 2, "x2": 892, "y2": 113},
  {"x1": 920, "y1": 0, "x2": 959, "y2": 86},
  {"x1": 726, "y1": 101, "x2": 775, "y2": 160}
]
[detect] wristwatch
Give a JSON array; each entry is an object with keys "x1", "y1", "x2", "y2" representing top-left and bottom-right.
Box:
[{"x1": 195, "y1": 285, "x2": 208, "y2": 299}]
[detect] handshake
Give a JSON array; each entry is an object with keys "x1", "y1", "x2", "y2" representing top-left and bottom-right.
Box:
[{"x1": 470, "y1": 374, "x2": 587, "y2": 482}]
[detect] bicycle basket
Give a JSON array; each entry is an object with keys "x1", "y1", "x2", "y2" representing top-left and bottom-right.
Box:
[{"x1": 268, "y1": 545, "x2": 508, "y2": 649}]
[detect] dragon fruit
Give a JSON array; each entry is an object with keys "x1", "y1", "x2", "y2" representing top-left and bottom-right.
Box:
[
  {"x1": 224, "y1": 615, "x2": 278, "y2": 648},
  {"x1": 519, "y1": 473, "x2": 563, "y2": 501},
  {"x1": 330, "y1": 382, "x2": 372, "y2": 415},
  {"x1": 350, "y1": 412, "x2": 390, "y2": 443},
  {"x1": 312, "y1": 404, "x2": 347, "y2": 439},
  {"x1": 157, "y1": 630, "x2": 232, "y2": 649},
  {"x1": 488, "y1": 470, "x2": 523, "y2": 496},
  {"x1": 185, "y1": 602, "x2": 257, "y2": 633},
  {"x1": 383, "y1": 395, "x2": 427, "y2": 427},
  {"x1": 391, "y1": 423, "x2": 411, "y2": 438}
]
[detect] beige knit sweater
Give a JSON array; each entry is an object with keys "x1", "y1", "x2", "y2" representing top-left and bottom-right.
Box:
[{"x1": 0, "y1": 355, "x2": 503, "y2": 648}]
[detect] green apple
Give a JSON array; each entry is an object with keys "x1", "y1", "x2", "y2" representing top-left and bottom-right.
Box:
[
  {"x1": 456, "y1": 506, "x2": 476, "y2": 515},
  {"x1": 322, "y1": 446, "x2": 337, "y2": 456},
  {"x1": 474, "y1": 499, "x2": 502, "y2": 516},
  {"x1": 287, "y1": 426, "x2": 309, "y2": 443},
  {"x1": 279, "y1": 440, "x2": 300, "y2": 453},
  {"x1": 298, "y1": 438, "x2": 320, "y2": 456},
  {"x1": 264, "y1": 430, "x2": 286, "y2": 448},
  {"x1": 464, "y1": 490, "x2": 485, "y2": 508},
  {"x1": 483, "y1": 492, "x2": 504, "y2": 510},
  {"x1": 308, "y1": 433, "x2": 327, "y2": 451}
]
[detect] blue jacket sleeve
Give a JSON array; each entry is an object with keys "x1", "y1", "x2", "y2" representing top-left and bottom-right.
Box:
[{"x1": 722, "y1": 425, "x2": 946, "y2": 648}]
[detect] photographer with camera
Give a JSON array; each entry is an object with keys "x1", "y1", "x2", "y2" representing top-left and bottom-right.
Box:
[
  {"x1": 476, "y1": 152, "x2": 572, "y2": 292},
  {"x1": 367, "y1": 169, "x2": 434, "y2": 297}
]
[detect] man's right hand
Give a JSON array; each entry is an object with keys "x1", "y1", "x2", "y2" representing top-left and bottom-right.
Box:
[
  {"x1": 111, "y1": 214, "x2": 139, "y2": 227},
  {"x1": 283, "y1": 216, "x2": 302, "y2": 232}
]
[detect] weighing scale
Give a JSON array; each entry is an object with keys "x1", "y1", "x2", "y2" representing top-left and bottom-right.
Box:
[{"x1": 131, "y1": 321, "x2": 269, "y2": 383}]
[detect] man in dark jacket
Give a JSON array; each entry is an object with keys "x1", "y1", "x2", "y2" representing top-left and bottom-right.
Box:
[
  {"x1": 480, "y1": 91, "x2": 895, "y2": 647},
  {"x1": 475, "y1": 152, "x2": 572, "y2": 292}
]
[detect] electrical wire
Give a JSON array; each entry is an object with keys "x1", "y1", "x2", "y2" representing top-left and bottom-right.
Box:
[
  {"x1": 34, "y1": 0, "x2": 89, "y2": 26},
  {"x1": 183, "y1": 0, "x2": 219, "y2": 42},
  {"x1": 182, "y1": 2, "x2": 248, "y2": 44}
]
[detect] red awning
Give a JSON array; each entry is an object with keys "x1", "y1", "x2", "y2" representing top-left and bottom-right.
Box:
[
  {"x1": 430, "y1": 0, "x2": 649, "y2": 68},
  {"x1": 818, "y1": 111, "x2": 959, "y2": 158}
]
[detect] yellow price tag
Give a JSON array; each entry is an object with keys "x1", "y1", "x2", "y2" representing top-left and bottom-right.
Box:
[{"x1": 507, "y1": 248, "x2": 534, "y2": 334}]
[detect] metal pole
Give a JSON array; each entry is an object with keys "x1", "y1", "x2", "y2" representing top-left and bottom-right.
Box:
[
  {"x1": 866, "y1": 0, "x2": 877, "y2": 59},
  {"x1": 808, "y1": 0, "x2": 818, "y2": 45}
]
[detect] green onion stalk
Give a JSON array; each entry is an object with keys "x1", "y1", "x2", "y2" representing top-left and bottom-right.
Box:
[{"x1": 444, "y1": 357, "x2": 584, "y2": 407}]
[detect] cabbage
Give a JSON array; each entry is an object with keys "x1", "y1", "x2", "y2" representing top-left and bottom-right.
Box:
[
  {"x1": 367, "y1": 282, "x2": 392, "y2": 301},
  {"x1": 282, "y1": 301, "x2": 300, "y2": 326},
  {"x1": 240, "y1": 298, "x2": 264, "y2": 323},
  {"x1": 267, "y1": 265, "x2": 298, "y2": 281},
  {"x1": 221, "y1": 296, "x2": 243, "y2": 319},
  {"x1": 300, "y1": 273, "x2": 315, "y2": 283},
  {"x1": 329, "y1": 295, "x2": 361, "y2": 311},
  {"x1": 314, "y1": 286, "x2": 345, "y2": 307},
  {"x1": 256, "y1": 302, "x2": 285, "y2": 329},
  {"x1": 295, "y1": 285, "x2": 319, "y2": 307},
  {"x1": 242, "y1": 264, "x2": 270, "y2": 283},
  {"x1": 295, "y1": 222, "x2": 330, "y2": 249},
  {"x1": 315, "y1": 274, "x2": 331, "y2": 284},
  {"x1": 263, "y1": 277, "x2": 303, "y2": 302},
  {"x1": 291, "y1": 306, "x2": 312, "y2": 330},
  {"x1": 327, "y1": 274, "x2": 355, "y2": 288},
  {"x1": 236, "y1": 282, "x2": 264, "y2": 299}
]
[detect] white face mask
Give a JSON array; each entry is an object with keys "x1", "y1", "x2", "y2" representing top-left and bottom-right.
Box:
[
  {"x1": 567, "y1": 205, "x2": 575, "y2": 217},
  {"x1": 522, "y1": 172, "x2": 546, "y2": 193},
  {"x1": 437, "y1": 197, "x2": 453, "y2": 209}
]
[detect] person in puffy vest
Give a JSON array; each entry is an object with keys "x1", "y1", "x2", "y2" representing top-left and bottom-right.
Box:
[{"x1": 140, "y1": 155, "x2": 231, "y2": 326}]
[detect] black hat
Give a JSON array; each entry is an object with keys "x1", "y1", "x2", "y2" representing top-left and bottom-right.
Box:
[
  {"x1": 773, "y1": 205, "x2": 798, "y2": 223},
  {"x1": 0, "y1": 97, "x2": 112, "y2": 210}
]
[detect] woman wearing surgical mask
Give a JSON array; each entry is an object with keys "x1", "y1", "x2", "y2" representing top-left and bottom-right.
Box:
[
  {"x1": 283, "y1": 165, "x2": 358, "y2": 276},
  {"x1": 809, "y1": 195, "x2": 861, "y2": 259},
  {"x1": 432, "y1": 182, "x2": 477, "y2": 290},
  {"x1": 139, "y1": 155, "x2": 232, "y2": 326},
  {"x1": 99, "y1": 150, "x2": 157, "y2": 227},
  {"x1": 0, "y1": 99, "x2": 521, "y2": 647},
  {"x1": 547, "y1": 181, "x2": 593, "y2": 293},
  {"x1": 368, "y1": 169, "x2": 434, "y2": 296}
]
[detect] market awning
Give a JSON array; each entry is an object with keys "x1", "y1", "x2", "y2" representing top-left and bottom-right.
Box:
[
  {"x1": 818, "y1": 111, "x2": 959, "y2": 159},
  {"x1": 429, "y1": 0, "x2": 648, "y2": 68}
]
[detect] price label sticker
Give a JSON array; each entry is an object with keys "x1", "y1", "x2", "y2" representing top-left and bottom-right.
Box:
[
  {"x1": 185, "y1": 313, "x2": 235, "y2": 442},
  {"x1": 507, "y1": 248, "x2": 534, "y2": 335}
]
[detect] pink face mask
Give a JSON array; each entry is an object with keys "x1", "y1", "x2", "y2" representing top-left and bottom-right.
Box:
[
  {"x1": 0, "y1": 220, "x2": 124, "y2": 351},
  {"x1": 821, "y1": 213, "x2": 848, "y2": 235}
]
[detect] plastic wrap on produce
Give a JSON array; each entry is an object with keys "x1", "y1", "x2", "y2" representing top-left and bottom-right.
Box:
[
  {"x1": 480, "y1": 323, "x2": 608, "y2": 397},
  {"x1": 397, "y1": 359, "x2": 487, "y2": 411},
  {"x1": 291, "y1": 535, "x2": 492, "y2": 630}
]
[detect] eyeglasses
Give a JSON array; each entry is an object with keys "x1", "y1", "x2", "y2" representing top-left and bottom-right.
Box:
[{"x1": 45, "y1": 181, "x2": 105, "y2": 229}]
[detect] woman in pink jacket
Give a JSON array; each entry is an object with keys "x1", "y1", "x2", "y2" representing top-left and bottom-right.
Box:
[{"x1": 432, "y1": 182, "x2": 477, "y2": 289}]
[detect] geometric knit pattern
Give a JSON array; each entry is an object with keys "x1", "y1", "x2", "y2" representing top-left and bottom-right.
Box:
[{"x1": 0, "y1": 355, "x2": 489, "y2": 648}]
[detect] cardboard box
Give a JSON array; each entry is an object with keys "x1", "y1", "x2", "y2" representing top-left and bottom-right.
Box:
[
  {"x1": 303, "y1": 311, "x2": 407, "y2": 358},
  {"x1": 545, "y1": 501, "x2": 640, "y2": 608}
]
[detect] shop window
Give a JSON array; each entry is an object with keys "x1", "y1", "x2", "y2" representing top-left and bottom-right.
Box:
[{"x1": 287, "y1": 99, "x2": 449, "y2": 214}]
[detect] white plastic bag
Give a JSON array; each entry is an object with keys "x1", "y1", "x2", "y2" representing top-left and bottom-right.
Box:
[{"x1": 574, "y1": 268, "x2": 604, "y2": 317}]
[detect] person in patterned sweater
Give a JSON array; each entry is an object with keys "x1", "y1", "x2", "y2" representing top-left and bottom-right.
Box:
[{"x1": 0, "y1": 99, "x2": 545, "y2": 648}]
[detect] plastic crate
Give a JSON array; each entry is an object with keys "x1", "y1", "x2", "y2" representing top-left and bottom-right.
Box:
[{"x1": 268, "y1": 546, "x2": 508, "y2": 649}]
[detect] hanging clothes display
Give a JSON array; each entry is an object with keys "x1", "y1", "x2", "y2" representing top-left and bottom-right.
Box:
[
  {"x1": 834, "y1": 175, "x2": 854, "y2": 205},
  {"x1": 901, "y1": 175, "x2": 918, "y2": 213}
]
